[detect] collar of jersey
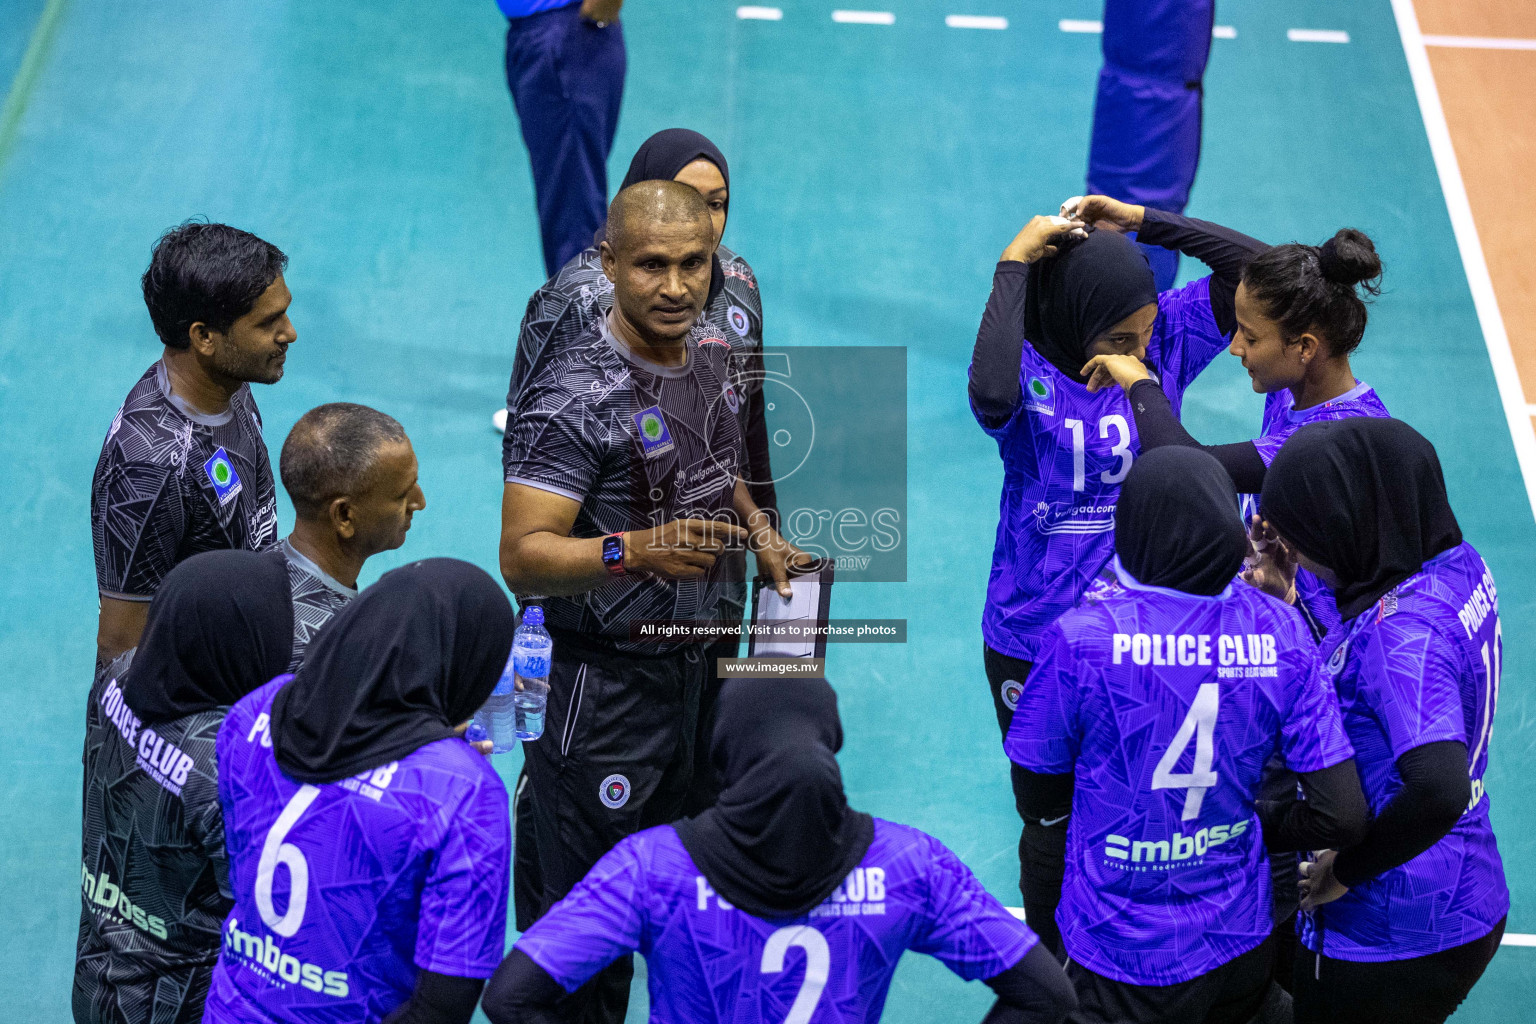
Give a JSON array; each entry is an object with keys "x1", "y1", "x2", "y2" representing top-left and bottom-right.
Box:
[
  {"x1": 156, "y1": 358, "x2": 238, "y2": 427},
  {"x1": 282, "y1": 538, "x2": 359, "y2": 598},
  {"x1": 1111, "y1": 555, "x2": 1234, "y2": 602},
  {"x1": 1284, "y1": 379, "x2": 1373, "y2": 422}
]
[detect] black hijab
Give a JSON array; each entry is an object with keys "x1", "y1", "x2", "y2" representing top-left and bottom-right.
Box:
[
  {"x1": 271, "y1": 558, "x2": 515, "y2": 784},
  {"x1": 675, "y1": 678, "x2": 873, "y2": 919},
  {"x1": 1261, "y1": 418, "x2": 1463, "y2": 622},
  {"x1": 1116, "y1": 447, "x2": 1247, "y2": 596},
  {"x1": 1024, "y1": 228, "x2": 1157, "y2": 381},
  {"x1": 121, "y1": 549, "x2": 293, "y2": 725},
  {"x1": 603, "y1": 128, "x2": 731, "y2": 307}
]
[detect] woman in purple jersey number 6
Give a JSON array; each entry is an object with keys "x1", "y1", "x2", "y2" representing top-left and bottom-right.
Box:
[
  {"x1": 1258, "y1": 419, "x2": 1510, "y2": 1024},
  {"x1": 205, "y1": 559, "x2": 517, "y2": 1024},
  {"x1": 482, "y1": 677, "x2": 1078, "y2": 1024}
]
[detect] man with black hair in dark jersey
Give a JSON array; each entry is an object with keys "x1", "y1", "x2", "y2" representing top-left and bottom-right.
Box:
[
  {"x1": 500, "y1": 180, "x2": 807, "y2": 1024},
  {"x1": 92, "y1": 221, "x2": 294, "y2": 666}
]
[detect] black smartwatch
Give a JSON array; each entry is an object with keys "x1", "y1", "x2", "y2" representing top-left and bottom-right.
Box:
[{"x1": 601, "y1": 533, "x2": 626, "y2": 577}]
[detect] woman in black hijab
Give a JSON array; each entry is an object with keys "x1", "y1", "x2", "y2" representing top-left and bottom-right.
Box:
[
  {"x1": 1006, "y1": 447, "x2": 1365, "y2": 1024},
  {"x1": 75, "y1": 549, "x2": 293, "y2": 1024},
  {"x1": 1258, "y1": 419, "x2": 1508, "y2": 1024},
  {"x1": 482, "y1": 677, "x2": 1078, "y2": 1024},
  {"x1": 968, "y1": 204, "x2": 1260, "y2": 927},
  {"x1": 208, "y1": 558, "x2": 514, "y2": 1024}
]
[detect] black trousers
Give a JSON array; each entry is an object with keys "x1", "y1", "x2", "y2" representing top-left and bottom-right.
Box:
[
  {"x1": 1067, "y1": 935, "x2": 1273, "y2": 1024},
  {"x1": 1293, "y1": 917, "x2": 1505, "y2": 1024},
  {"x1": 517, "y1": 631, "x2": 708, "y2": 1024},
  {"x1": 983, "y1": 644, "x2": 1067, "y2": 956}
]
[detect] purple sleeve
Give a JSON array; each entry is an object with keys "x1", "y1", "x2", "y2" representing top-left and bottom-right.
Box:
[
  {"x1": 1280, "y1": 638, "x2": 1355, "y2": 773},
  {"x1": 1005, "y1": 626, "x2": 1080, "y2": 772},
  {"x1": 514, "y1": 838, "x2": 647, "y2": 993},
  {"x1": 1372, "y1": 618, "x2": 1468, "y2": 758},
  {"x1": 414, "y1": 766, "x2": 512, "y2": 979},
  {"x1": 1154, "y1": 277, "x2": 1228, "y2": 399},
  {"x1": 910, "y1": 836, "x2": 1037, "y2": 980}
]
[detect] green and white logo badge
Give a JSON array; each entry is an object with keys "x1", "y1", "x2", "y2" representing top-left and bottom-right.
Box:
[
  {"x1": 632, "y1": 405, "x2": 675, "y2": 458},
  {"x1": 1024, "y1": 375, "x2": 1055, "y2": 415},
  {"x1": 202, "y1": 447, "x2": 243, "y2": 505}
]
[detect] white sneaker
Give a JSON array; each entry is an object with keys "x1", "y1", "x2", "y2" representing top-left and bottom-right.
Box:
[{"x1": 492, "y1": 408, "x2": 508, "y2": 434}]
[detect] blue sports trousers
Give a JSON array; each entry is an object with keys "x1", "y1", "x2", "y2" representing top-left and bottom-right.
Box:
[{"x1": 505, "y1": 3, "x2": 626, "y2": 277}]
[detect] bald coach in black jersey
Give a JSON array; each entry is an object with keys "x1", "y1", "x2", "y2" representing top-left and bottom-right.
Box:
[
  {"x1": 92, "y1": 222, "x2": 294, "y2": 665},
  {"x1": 500, "y1": 181, "x2": 806, "y2": 1024}
]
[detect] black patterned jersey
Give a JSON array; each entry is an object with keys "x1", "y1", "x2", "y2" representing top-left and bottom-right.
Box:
[
  {"x1": 503, "y1": 320, "x2": 743, "y2": 652},
  {"x1": 75, "y1": 658, "x2": 236, "y2": 1024},
  {"x1": 503, "y1": 242, "x2": 765, "y2": 459},
  {"x1": 92, "y1": 361, "x2": 280, "y2": 600},
  {"x1": 277, "y1": 540, "x2": 356, "y2": 672}
]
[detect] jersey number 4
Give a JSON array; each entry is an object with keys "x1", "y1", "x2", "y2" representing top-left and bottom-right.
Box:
[
  {"x1": 762, "y1": 926, "x2": 830, "y2": 1024},
  {"x1": 1152, "y1": 683, "x2": 1220, "y2": 820},
  {"x1": 1064, "y1": 416, "x2": 1133, "y2": 492}
]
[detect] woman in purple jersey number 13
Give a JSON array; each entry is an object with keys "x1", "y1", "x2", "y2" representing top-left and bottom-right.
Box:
[
  {"x1": 1258, "y1": 419, "x2": 1510, "y2": 1024},
  {"x1": 482, "y1": 677, "x2": 1079, "y2": 1024}
]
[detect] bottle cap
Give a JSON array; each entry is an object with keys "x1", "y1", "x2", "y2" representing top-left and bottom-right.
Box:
[{"x1": 522, "y1": 605, "x2": 544, "y2": 626}]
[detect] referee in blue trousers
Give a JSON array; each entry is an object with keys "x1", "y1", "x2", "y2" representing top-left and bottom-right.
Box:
[{"x1": 499, "y1": 0, "x2": 626, "y2": 277}]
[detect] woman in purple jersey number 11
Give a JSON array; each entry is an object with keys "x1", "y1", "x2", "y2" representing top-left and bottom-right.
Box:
[
  {"x1": 482, "y1": 677, "x2": 1079, "y2": 1024},
  {"x1": 1257, "y1": 419, "x2": 1510, "y2": 1024},
  {"x1": 206, "y1": 559, "x2": 516, "y2": 1024}
]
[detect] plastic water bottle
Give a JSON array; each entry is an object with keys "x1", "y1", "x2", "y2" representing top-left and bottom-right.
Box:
[
  {"x1": 473, "y1": 650, "x2": 520, "y2": 754},
  {"x1": 511, "y1": 606, "x2": 553, "y2": 741}
]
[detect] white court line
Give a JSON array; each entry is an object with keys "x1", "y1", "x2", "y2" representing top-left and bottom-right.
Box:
[
  {"x1": 1526, "y1": 403, "x2": 1536, "y2": 417},
  {"x1": 1424, "y1": 34, "x2": 1536, "y2": 51},
  {"x1": 832, "y1": 9, "x2": 894, "y2": 25},
  {"x1": 1008, "y1": 907, "x2": 1536, "y2": 945},
  {"x1": 1213, "y1": 25, "x2": 1237, "y2": 40},
  {"x1": 736, "y1": 6, "x2": 783, "y2": 20},
  {"x1": 947, "y1": 14, "x2": 1007, "y2": 30},
  {"x1": 1289, "y1": 28, "x2": 1351, "y2": 44},
  {"x1": 1058, "y1": 19, "x2": 1102, "y2": 34},
  {"x1": 1391, "y1": 0, "x2": 1536, "y2": 525}
]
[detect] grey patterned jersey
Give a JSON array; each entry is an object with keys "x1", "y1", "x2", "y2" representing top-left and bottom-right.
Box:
[
  {"x1": 276, "y1": 540, "x2": 356, "y2": 672},
  {"x1": 75, "y1": 656, "x2": 235, "y2": 1024},
  {"x1": 503, "y1": 242, "x2": 765, "y2": 453},
  {"x1": 92, "y1": 361, "x2": 279, "y2": 600},
  {"x1": 503, "y1": 320, "x2": 744, "y2": 652}
]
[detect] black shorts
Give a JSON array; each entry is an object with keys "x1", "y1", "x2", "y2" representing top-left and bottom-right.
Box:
[
  {"x1": 1067, "y1": 936, "x2": 1273, "y2": 1024},
  {"x1": 1293, "y1": 917, "x2": 1505, "y2": 1024}
]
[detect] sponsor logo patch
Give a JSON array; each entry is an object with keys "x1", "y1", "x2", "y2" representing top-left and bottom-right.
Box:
[
  {"x1": 203, "y1": 447, "x2": 242, "y2": 504},
  {"x1": 1001, "y1": 679, "x2": 1023, "y2": 711},
  {"x1": 632, "y1": 406, "x2": 675, "y2": 458},
  {"x1": 1023, "y1": 376, "x2": 1054, "y2": 415},
  {"x1": 727, "y1": 305, "x2": 750, "y2": 337},
  {"x1": 600, "y1": 774, "x2": 631, "y2": 809}
]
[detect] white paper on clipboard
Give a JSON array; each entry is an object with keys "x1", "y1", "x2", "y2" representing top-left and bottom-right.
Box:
[{"x1": 749, "y1": 561, "x2": 834, "y2": 659}]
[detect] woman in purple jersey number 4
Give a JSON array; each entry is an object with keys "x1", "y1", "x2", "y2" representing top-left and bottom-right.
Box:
[
  {"x1": 1257, "y1": 419, "x2": 1510, "y2": 1024},
  {"x1": 482, "y1": 678, "x2": 1078, "y2": 1024}
]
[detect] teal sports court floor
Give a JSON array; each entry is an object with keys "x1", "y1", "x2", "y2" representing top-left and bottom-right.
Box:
[{"x1": 3, "y1": 1, "x2": 1534, "y2": 1020}]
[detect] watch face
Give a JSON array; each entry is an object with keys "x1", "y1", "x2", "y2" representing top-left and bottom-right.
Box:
[{"x1": 603, "y1": 534, "x2": 624, "y2": 571}]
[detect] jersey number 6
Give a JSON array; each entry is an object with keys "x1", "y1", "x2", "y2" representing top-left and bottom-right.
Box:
[
  {"x1": 761, "y1": 925, "x2": 830, "y2": 1024},
  {"x1": 256, "y1": 784, "x2": 320, "y2": 938}
]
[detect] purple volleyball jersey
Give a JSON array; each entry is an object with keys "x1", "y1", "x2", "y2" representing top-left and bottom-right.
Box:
[
  {"x1": 1301, "y1": 542, "x2": 1509, "y2": 961},
  {"x1": 1007, "y1": 559, "x2": 1353, "y2": 985},
  {"x1": 204, "y1": 678, "x2": 511, "y2": 1023},
  {"x1": 975, "y1": 276, "x2": 1228, "y2": 661},
  {"x1": 515, "y1": 820, "x2": 1036, "y2": 1022},
  {"x1": 1240, "y1": 381, "x2": 1390, "y2": 638}
]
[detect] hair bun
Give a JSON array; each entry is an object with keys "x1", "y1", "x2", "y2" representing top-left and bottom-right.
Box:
[{"x1": 1317, "y1": 228, "x2": 1382, "y2": 293}]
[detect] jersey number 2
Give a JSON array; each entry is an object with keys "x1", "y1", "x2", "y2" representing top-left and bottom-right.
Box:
[
  {"x1": 1152, "y1": 683, "x2": 1220, "y2": 820},
  {"x1": 1065, "y1": 415, "x2": 1133, "y2": 492},
  {"x1": 256, "y1": 784, "x2": 320, "y2": 937},
  {"x1": 761, "y1": 926, "x2": 830, "y2": 1024}
]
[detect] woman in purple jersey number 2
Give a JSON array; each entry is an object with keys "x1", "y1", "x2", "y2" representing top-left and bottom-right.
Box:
[{"x1": 1257, "y1": 419, "x2": 1510, "y2": 1024}]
